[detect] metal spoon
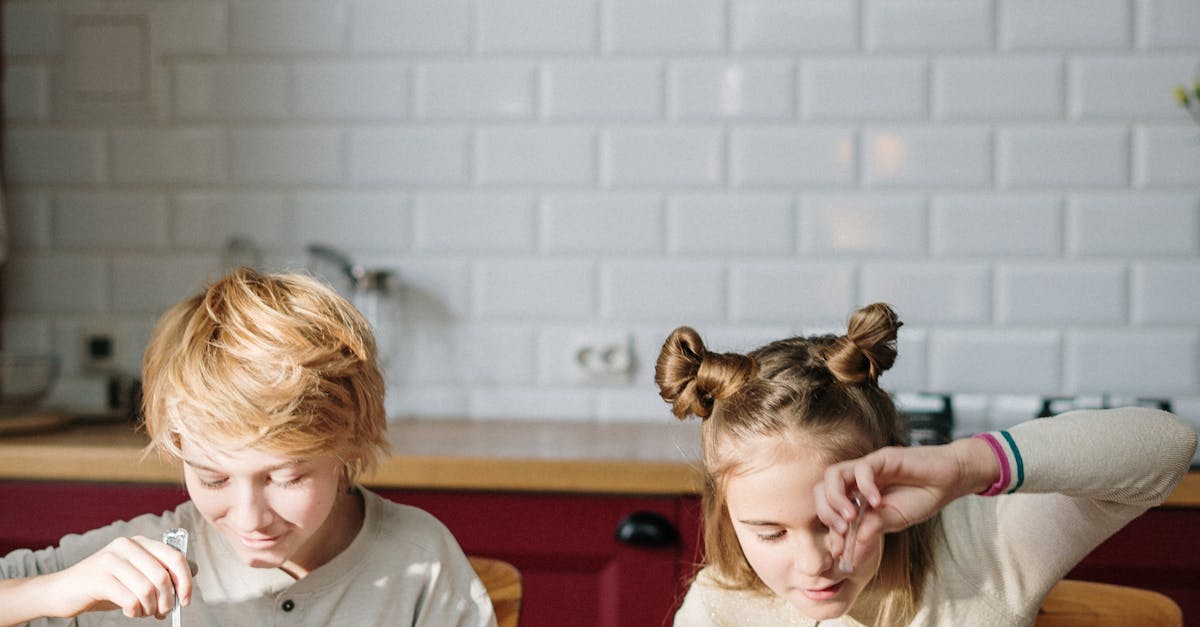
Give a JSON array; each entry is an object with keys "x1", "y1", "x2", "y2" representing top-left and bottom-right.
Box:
[
  {"x1": 839, "y1": 494, "x2": 864, "y2": 574},
  {"x1": 162, "y1": 528, "x2": 189, "y2": 627}
]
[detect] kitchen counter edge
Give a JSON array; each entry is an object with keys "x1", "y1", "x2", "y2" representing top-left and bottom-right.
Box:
[{"x1": 0, "y1": 418, "x2": 1196, "y2": 505}]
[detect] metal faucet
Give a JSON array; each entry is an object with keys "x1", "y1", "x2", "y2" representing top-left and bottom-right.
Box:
[{"x1": 306, "y1": 244, "x2": 393, "y2": 291}]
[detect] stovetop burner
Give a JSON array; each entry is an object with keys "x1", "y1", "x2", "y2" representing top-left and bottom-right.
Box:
[
  {"x1": 898, "y1": 393, "x2": 954, "y2": 446},
  {"x1": 1036, "y1": 396, "x2": 1173, "y2": 418}
]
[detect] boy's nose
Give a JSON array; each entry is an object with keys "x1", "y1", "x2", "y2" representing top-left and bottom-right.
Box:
[{"x1": 230, "y1": 487, "x2": 274, "y2": 532}]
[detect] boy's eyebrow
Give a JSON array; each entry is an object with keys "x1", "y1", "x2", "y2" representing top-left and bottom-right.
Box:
[{"x1": 182, "y1": 458, "x2": 307, "y2": 473}]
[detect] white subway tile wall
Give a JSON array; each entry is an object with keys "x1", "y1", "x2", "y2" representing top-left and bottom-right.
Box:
[
  {"x1": 174, "y1": 64, "x2": 290, "y2": 120},
  {"x1": 2, "y1": 0, "x2": 1198, "y2": 430},
  {"x1": 111, "y1": 129, "x2": 227, "y2": 184},
  {"x1": 173, "y1": 192, "x2": 289, "y2": 249},
  {"x1": 543, "y1": 62, "x2": 663, "y2": 120},
  {"x1": 864, "y1": 1, "x2": 992, "y2": 51}
]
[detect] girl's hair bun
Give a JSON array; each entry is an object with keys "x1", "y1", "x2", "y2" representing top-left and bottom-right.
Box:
[
  {"x1": 822, "y1": 302, "x2": 902, "y2": 384},
  {"x1": 655, "y1": 326, "x2": 757, "y2": 420}
]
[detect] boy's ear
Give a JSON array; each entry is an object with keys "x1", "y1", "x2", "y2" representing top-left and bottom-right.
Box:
[{"x1": 339, "y1": 454, "x2": 361, "y2": 485}]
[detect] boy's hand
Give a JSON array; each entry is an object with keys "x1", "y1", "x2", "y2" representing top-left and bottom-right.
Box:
[{"x1": 46, "y1": 535, "x2": 194, "y2": 619}]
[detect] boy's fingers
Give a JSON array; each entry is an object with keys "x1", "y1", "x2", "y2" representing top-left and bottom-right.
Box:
[
  {"x1": 107, "y1": 560, "x2": 161, "y2": 617},
  {"x1": 129, "y1": 536, "x2": 191, "y2": 611}
]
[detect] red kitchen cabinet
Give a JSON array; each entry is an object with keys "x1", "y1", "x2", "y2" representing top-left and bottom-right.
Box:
[
  {"x1": 377, "y1": 489, "x2": 696, "y2": 627},
  {"x1": 6, "y1": 481, "x2": 1194, "y2": 625},
  {"x1": 0, "y1": 481, "x2": 189, "y2": 555},
  {"x1": 1063, "y1": 507, "x2": 1200, "y2": 621},
  {"x1": 0, "y1": 481, "x2": 698, "y2": 627}
]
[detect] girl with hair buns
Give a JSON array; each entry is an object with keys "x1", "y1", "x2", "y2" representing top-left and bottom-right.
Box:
[{"x1": 656, "y1": 303, "x2": 1196, "y2": 626}]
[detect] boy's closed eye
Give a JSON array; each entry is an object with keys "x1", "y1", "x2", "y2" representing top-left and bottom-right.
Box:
[
  {"x1": 184, "y1": 458, "x2": 310, "y2": 489},
  {"x1": 270, "y1": 474, "x2": 306, "y2": 487},
  {"x1": 194, "y1": 474, "x2": 307, "y2": 489},
  {"x1": 197, "y1": 476, "x2": 228, "y2": 489}
]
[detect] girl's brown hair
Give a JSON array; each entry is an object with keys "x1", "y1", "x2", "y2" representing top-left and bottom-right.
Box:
[
  {"x1": 141, "y1": 267, "x2": 389, "y2": 486},
  {"x1": 655, "y1": 303, "x2": 939, "y2": 625}
]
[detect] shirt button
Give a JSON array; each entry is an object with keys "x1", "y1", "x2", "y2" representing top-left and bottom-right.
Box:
[{"x1": 281, "y1": 599, "x2": 295, "y2": 612}]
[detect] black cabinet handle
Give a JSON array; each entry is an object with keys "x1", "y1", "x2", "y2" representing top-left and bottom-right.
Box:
[{"x1": 614, "y1": 511, "x2": 678, "y2": 548}]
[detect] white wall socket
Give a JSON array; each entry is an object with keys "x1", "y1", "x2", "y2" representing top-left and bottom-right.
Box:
[
  {"x1": 81, "y1": 328, "x2": 118, "y2": 373},
  {"x1": 567, "y1": 332, "x2": 636, "y2": 385}
]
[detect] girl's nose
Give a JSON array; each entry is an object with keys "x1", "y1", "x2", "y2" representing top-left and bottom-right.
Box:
[{"x1": 794, "y1": 533, "x2": 834, "y2": 576}]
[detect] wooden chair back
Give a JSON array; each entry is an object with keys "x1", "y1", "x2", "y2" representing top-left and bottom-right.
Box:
[
  {"x1": 469, "y1": 556, "x2": 523, "y2": 627},
  {"x1": 1036, "y1": 579, "x2": 1182, "y2": 627}
]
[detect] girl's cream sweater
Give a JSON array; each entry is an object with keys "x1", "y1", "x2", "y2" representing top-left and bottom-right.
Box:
[{"x1": 674, "y1": 407, "x2": 1197, "y2": 626}]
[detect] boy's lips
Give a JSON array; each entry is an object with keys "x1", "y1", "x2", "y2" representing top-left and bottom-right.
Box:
[{"x1": 237, "y1": 533, "x2": 282, "y2": 549}]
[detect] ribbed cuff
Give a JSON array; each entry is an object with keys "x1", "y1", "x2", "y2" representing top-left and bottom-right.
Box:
[{"x1": 973, "y1": 431, "x2": 1025, "y2": 496}]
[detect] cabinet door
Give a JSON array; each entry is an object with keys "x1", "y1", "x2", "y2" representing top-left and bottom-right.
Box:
[
  {"x1": 677, "y1": 495, "x2": 703, "y2": 597},
  {"x1": 379, "y1": 489, "x2": 686, "y2": 627},
  {"x1": 0, "y1": 481, "x2": 188, "y2": 555},
  {"x1": 1067, "y1": 508, "x2": 1200, "y2": 621}
]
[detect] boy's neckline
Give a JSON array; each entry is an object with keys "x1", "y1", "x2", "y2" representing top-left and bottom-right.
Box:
[{"x1": 279, "y1": 487, "x2": 366, "y2": 580}]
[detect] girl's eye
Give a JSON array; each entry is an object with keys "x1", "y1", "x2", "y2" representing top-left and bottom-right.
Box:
[
  {"x1": 198, "y1": 477, "x2": 227, "y2": 489},
  {"x1": 757, "y1": 529, "x2": 786, "y2": 543}
]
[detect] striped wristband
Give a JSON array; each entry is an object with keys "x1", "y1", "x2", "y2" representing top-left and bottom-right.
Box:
[{"x1": 972, "y1": 431, "x2": 1024, "y2": 496}]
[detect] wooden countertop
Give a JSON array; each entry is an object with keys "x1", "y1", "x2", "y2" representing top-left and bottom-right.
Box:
[
  {"x1": 0, "y1": 417, "x2": 705, "y2": 495},
  {"x1": 1, "y1": 417, "x2": 1197, "y2": 506}
]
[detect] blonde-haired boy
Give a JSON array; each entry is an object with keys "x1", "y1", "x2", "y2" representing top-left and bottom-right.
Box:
[{"x1": 0, "y1": 267, "x2": 495, "y2": 626}]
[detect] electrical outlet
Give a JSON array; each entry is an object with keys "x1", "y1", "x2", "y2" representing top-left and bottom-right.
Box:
[
  {"x1": 82, "y1": 329, "x2": 117, "y2": 373},
  {"x1": 567, "y1": 332, "x2": 636, "y2": 385}
]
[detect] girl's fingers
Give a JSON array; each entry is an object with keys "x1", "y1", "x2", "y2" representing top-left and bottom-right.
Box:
[
  {"x1": 852, "y1": 462, "x2": 883, "y2": 509},
  {"x1": 813, "y1": 477, "x2": 847, "y2": 534},
  {"x1": 848, "y1": 515, "x2": 884, "y2": 569},
  {"x1": 825, "y1": 522, "x2": 845, "y2": 559},
  {"x1": 822, "y1": 464, "x2": 858, "y2": 523}
]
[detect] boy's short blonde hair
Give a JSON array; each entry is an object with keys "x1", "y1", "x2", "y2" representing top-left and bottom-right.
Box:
[{"x1": 141, "y1": 267, "x2": 389, "y2": 484}]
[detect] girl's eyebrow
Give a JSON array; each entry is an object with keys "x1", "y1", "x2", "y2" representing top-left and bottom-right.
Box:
[{"x1": 737, "y1": 519, "x2": 784, "y2": 527}]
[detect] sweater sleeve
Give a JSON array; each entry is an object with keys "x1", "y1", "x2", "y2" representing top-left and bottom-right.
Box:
[
  {"x1": 978, "y1": 407, "x2": 1194, "y2": 503},
  {"x1": 939, "y1": 407, "x2": 1196, "y2": 622},
  {"x1": 1, "y1": 507, "x2": 192, "y2": 627}
]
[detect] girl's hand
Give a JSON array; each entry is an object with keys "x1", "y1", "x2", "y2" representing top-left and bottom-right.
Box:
[
  {"x1": 814, "y1": 438, "x2": 999, "y2": 565},
  {"x1": 45, "y1": 535, "x2": 193, "y2": 620}
]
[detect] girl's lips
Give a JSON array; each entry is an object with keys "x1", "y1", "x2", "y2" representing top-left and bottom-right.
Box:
[{"x1": 802, "y1": 580, "x2": 845, "y2": 601}]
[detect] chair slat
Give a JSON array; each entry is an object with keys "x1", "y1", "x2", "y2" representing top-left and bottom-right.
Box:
[
  {"x1": 1036, "y1": 579, "x2": 1182, "y2": 627},
  {"x1": 469, "y1": 556, "x2": 523, "y2": 627}
]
